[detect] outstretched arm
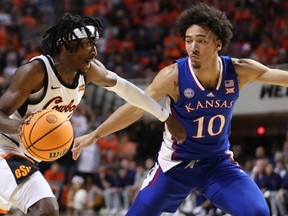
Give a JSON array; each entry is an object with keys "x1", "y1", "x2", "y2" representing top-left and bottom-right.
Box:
[
  {"x1": 72, "y1": 63, "x2": 185, "y2": 160},
  {"x1": 86, "y1": 59, "x2": 171, "y2": 121},
  {"x1": 103, "y1": 72, "x2": 170, "y2": 122},
  {"x1": 233, "y1": 58, "x2": 288, "y2": 89}
]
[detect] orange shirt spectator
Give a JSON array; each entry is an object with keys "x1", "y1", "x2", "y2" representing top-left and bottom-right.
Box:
[
  {"x1": 44, "y1": 162, "x2": 65, "y2": 196},
  {"x1": 117, "y1": 132, "x2": 137, "y2": 160},
  {"x1": 0, "y1": 25, "x2": 8, "y2": 49},
  {"x1": 98, "y1": 134, "x2": 119, "y2": 153},
  {"x1": 22, "y1": 14, "x2": 37, "y2": 29}
]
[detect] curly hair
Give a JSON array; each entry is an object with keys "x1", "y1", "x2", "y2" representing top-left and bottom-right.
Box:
[
  {"x1": 175, "y1": 3, "x2": 233, "y2": 49},
  {"x1": 41, "y1": 13, "x2": 103, "y2": 57}
]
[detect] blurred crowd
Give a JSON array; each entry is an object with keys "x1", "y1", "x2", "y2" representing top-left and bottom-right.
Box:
[
  {"x1": 1, "y1": 0, "x2": 288, "y2": 87},
  {"x1": 1, "y1": 0, "x2": 288, "y2": 216}
]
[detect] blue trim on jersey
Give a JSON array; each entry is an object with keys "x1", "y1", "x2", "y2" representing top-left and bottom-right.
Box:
[{"x1": 170, "y1": 56, "x2": 239, "y2": 161}]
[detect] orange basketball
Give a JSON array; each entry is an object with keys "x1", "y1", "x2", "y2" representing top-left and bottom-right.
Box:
[{"x1": 21, "y1": 109, "x2": 74, "y2": 161}]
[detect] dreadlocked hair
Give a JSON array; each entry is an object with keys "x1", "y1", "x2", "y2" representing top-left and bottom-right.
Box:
[
  {"x1": 175, "y1": 3, "x2": 233, "y2": 50},
  {"x1": 41, "y1": 13, "x2": 103, "y2": 58}
]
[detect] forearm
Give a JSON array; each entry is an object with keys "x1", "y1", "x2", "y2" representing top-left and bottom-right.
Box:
[
  {"x1": 0, "y1": 111, "x2": 21, "y2": 134},
  {"x1": 92, "y1": 104, "x2": 144, "y2": 139},
  {"x1": 104, "y1": 75, "x2": 169, "y2": 122}
]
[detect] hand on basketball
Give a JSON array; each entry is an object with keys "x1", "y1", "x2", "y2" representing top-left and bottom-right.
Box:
[
  {"x1": 19, "y1": 111, "x2": 38, "y2": 141},
  {"x1": 72, "y1": 133, "x2": 98, "y2": 160},
  {"x1": 22, "y1": 110, "x2": 43, "y2": 125},
  {"x1": 165, "y1": 114, "x2": 186, "y2": 144},
  {"x1": 19, "y1": 111, "x2": 37, "y2": 134}
]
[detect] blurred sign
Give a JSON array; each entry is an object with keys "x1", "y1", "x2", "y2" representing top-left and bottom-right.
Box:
[{"x1": 234, "y1": 83, "x2": 288, "y2": 115}]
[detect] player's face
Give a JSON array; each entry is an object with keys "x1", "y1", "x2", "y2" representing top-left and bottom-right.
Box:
[
  {"x1": 185, "y1": 25, "x2": 221, "y2": 69},
  {"x1": 72, "y1": 37, "x2": 98, "y2": 73}
]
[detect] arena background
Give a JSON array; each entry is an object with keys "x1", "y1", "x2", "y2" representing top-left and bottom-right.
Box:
[{"x1": 1, "y1": 0, "x2": 288, "y2": 215}]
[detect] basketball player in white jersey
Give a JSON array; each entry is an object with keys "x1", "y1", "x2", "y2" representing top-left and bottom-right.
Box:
[{"x1": 0, "y1": 14, "x2": 186, "y2": 216}]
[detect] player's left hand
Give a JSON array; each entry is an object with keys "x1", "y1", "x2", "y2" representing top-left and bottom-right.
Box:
[
  {"x1": 71, "y1": 133, "x2": 98, "y2": 160},
  {"x1": 165, "y1": 114, "x2": 186, "y2": 144}
]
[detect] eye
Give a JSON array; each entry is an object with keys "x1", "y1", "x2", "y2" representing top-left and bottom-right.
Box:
[
  {"x1": 198, "y1": 39, "x2": 207, "y2": 44},
  {"x1": 85, "y1": 40, "x2": 98, "y2": 49}
]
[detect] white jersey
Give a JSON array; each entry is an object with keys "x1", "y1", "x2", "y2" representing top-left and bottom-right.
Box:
[{"x1": 0, "y1": 55, "x2": 86, "y2": 159}]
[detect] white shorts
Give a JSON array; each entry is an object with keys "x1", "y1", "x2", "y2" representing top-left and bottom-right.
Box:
[{"x1": 0, "y1": 156, "x2": 55, "y2": 214}]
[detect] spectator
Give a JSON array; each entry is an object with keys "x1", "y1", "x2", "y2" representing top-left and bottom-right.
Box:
[
  {"x1": 75, "y1": 141, "x2": 100, "y2": 179},
  {"x1": 253, "y1": 158, "x2": 270, "y2": 194},
  {"x1": 44, "y1": 161, "x2": 65, "y2": 200},
  {"x1": 66, "y1": 175, "x2": 87, "y2": 216},
  {"x1": 255, "y1": 146, "x2": 267, "y2": 159},
  {"x1": 265, "y1": 162, "x2": 282, "y2": 216},
  {"x1": 127, "y1": 165, "x2": 146, "y2": 203},
  {"x1": 93, "y1": 164, "x2": 114, "y2": 213},
  {"x1": 71, "y1": 107, "x2": 89, "y2": 138},
  {"x1": 275, "y1": 169, "x2": 288, "y2": 216},
  {"x1": 117, "y1": 131, "x2": 137, "y2": 160}
]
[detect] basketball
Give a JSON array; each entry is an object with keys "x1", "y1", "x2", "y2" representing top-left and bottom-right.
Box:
[{"x1": 20, "y1": 109, "x2": 74, "y2": 161}]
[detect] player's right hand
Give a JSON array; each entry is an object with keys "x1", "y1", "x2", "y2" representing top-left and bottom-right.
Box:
[
  {"x1": 71, "y1": 133, "x2": 98, "y2": 160},
  {"x1": 165, "y1": 114, "x2": 186, "y2": 144},
  {"x1": 19, "y1": 110, "x2": 41, "y2": 137}
]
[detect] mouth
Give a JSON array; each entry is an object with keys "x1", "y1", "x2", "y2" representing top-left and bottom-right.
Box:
[
  {"x1": 189, "y1": 53, "x2": 199, "y2": 58},
  {"x1": 84, "y1": 58, "x2": 94, "y2": 69},
  {"x1": 189, "y1": 54, "x2": 200, "y2": 62}
]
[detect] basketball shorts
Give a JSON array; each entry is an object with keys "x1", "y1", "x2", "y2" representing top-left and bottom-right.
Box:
[
  {"x1": 127, "y1": 152, "x2": 269, "y2": 216},
  {"x1": 0, "y1": 154, "x2": 55, "y2": 214}
]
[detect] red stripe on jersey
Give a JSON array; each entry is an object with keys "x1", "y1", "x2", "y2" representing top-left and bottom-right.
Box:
[{"x1": 148, "y1": 166, "x2": 161, "y2": 188}]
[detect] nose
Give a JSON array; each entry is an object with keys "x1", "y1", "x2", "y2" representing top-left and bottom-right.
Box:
[
  {"x1": 191, "y1": 41, "x2": 199, "y2": 52},
  {"x1": 91, "y1": 46, "x2": 97, "y2": 57},
  {"x1": 186, "y1": 41, "x2": 195, "y2": 51}
]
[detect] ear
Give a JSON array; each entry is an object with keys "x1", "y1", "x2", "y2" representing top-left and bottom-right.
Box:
[
  {"x1": 62, "y1": 41, "x2": 76, "y2": 54},
  {"x1": 216, "y1": 40, "x2": 222, "y2": 51}
]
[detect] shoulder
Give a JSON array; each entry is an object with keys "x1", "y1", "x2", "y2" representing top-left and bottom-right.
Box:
[
  {"x1": 152, "y1": 63, "x2": 178, "y2": 88},
  {"x1": 91, "y1": 59, "x2": 106, "y2": 70},
  {"x1": 231, "y1": 58, "x2": 268, "y2": 71},
  {"x1": 3, "y1": 58, "x2": 46, "y2": 97},
  {"x1": 15, "y1": 59, "x2": 46, "y2": 81},
  {"x1": 148, "y1": 63, "x2": 179, "y2": 99},
  {"x1": 157, "y1": 63, "x2": 178, "y2": 80},
  {"x1": 86, "y1": 59, "x2": 118, "y2": 87},
  {"x1": 231, "y1": 57, "x2": 269, "y2": 88},
  {"x1": 86, "y1": 59, "x2": 107, "y2": 83}
]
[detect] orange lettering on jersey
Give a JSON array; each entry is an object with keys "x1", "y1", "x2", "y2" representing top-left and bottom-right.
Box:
[
  {"x1": 15, "y1": 165, "x2": 32, "y2": 178},
  {"x1": 78, "y1": 85, "x2": 85, "y2": 91}
]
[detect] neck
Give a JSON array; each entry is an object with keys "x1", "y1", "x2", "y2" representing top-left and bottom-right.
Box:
[
  {"x1": 195, "y1": 57, "x2": 219, "y2": 76},
  {"x1": 53, "y1": 56, "x2": 77, "y2": 84},
  {"x1": 193, "y1": 57, "x2": 220, "y2": 89}
]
